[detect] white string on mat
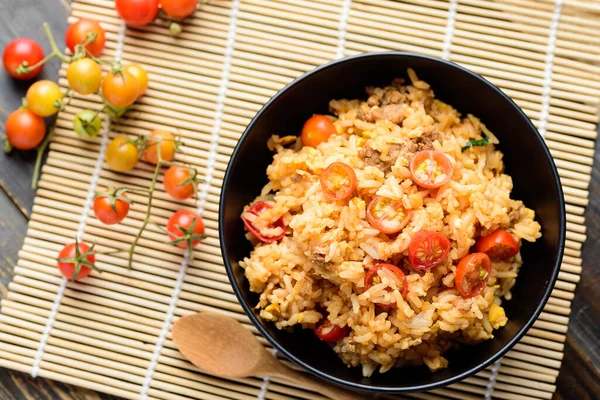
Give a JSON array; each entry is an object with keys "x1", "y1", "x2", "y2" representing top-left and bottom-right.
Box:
[
  {"x1": 538, "y1": 0, "x2": 564, "y2": 138},
  {"x1": 442, "y1": 0, "x2": 458, "y2": 60},
  {"x1": 336, "y1": 0, "x2": 352, "y2": 59},
  {"x1": 484, "y1": 359, "x2": 503, "y2": 400},
  {"x1": 138, "y1": 1, "x2": 240, "y2": 398}
]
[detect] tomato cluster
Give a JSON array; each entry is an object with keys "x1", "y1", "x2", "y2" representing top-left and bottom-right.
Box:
[{"x1": 116, "y1": 0, "x2": 199, "y2": 33}]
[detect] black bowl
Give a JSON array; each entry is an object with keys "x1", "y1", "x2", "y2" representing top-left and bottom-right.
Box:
[{"x1": 219, "y1": 52, "x2": 565, "y2": 393}]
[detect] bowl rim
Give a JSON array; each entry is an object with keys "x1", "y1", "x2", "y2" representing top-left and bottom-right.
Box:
[{"x1": 219, "y1": 51, "x2": 566, "y2": 393}]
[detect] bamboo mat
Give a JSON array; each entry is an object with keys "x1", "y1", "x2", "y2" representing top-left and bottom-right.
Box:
[{"x1": 0, "y1": 0, "x2": 597, "y2": 399}]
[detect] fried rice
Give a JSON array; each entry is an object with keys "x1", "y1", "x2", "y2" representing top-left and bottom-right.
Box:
[{"x1": 239, "y1": 69, "x2": 541, "y2": 377}]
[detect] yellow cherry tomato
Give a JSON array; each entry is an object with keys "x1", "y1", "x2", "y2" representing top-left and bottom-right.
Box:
[
  {"x1": 141, "y1": 129, "x2": 175, "y2": 164},
  {"x1": 105, "y1": 137, "x2": 139, "y2": 172},
  {"x1": 124, "y1": 64, "x2": 149, "y2": 96},
  {"x1": 26, "y1": 80, "x2": 63, "y2": 117},
  {"x1": 101, "y1": 69, "x2": 138, "y2": 108},
  {"x1": 67, "y1": 58, "x2": 103, "y2": 95}
]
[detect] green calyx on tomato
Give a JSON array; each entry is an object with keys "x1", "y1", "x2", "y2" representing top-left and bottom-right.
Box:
[
  {"x1": 74, "y1": 109, "x2": 102, "y2": 138},
  {"x1": 94, "y1": 187, "x2": 132, "y2": 214},
  {"x1": 57, "y1": 239, "x2": 101, "y2": 281}
]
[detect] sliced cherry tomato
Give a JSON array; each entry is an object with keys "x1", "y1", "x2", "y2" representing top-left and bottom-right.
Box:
[
  {"x1": 102, "y1": 69, "x2": 138, "y2": 108},
  {"x1": 159, "y1": 0, "x2": 199, "y2": 18},
  {"x1": 367, "y1": 196, "x2": 412, "y2": 235},
  {"x1": 124, "y1": 64, "x2": 149, "y2": 96},
  {"x1": 26, "y1": 80, "x2": 63, "y2": 117},
  {"x1": 474, "y1": 229, "x2": 519, "y2": 261},
  {"x1": 65, "y1": 19, "x2": 106, "y2": 57},
  {"x1": 57, "y1": 242, "x2": 96, "y2": 281},
  {"x1": 319, "y1": 162, "x2": 357, "y2": 201},
  {"x1": 408, "y1": 231, "x2": 451, "y2": 270},
  {"x1": 2, "y1": 38, "x2": 44, "y2": 80},
  {"x1": 5, "y1": 109, "x2": 46, "y2": 150},
  {"x1": 241, "y1": 201, "x2": 285, "y2": 243},
  {"x1": 364, "y1": 263, "x2": 408, "y2": 308},
  {"x1": 455, "y1": 252, "x2": 492, "y2": 298},
  {"x1": 105, "y1": 137, "x2": 139, "y2": 172},
  {"x1": 116, "y1": 0, "x2": 160, "y2": 26},
  {"x1": 167, "y1": 209, "x2": 205, "y2": 248},
  {"x1": 164, "y1": 166, "x2": 195, "y2": 200},
  {"x1": 314, "y1": 320, "x2": 350, "y2": 342},
  {"x1": 93, "y1": 188, "x2": 130, "y2": 225},
  {"x1": 67, "y1": 58, "x2": 103, "y2": 95},
  {"x1": 141, "y1": 130, "x2": 175, "y2": 164},
  {"x1": 410, "y1": 150, "x2": 453, "y2": 189},
  {"x1": 300, "y1": 115, "x2": 336, "y2": 148}
]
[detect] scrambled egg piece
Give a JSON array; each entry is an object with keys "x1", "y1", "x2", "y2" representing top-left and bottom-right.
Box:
[{"x1": 488, "y1": 303, "x2": 508, "y2": 330}]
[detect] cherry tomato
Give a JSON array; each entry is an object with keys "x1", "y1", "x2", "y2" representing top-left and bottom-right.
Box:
[
  {"x1": 364, "y1": 263, "x2": 408, "y2": 308},
  {"x1": 141, "y1": 130, "x2": 175, "y2": 164},
  {"x1": 65, "y1": 19, "x2": 106, "y2": 57},
  {"x1": 5, "y1": 109, "x2": 46, "y2": 150},
  {"x1": 167, "y1": 209, "x2": 205, "y2": 248},
  {"x1": 67, "y1": 58, "x2": 103, "y2": 95},
  {"x1": 116, "y1": 0, "x2": 160, "y2": 26},
  {"x1": 102, "y1": 69, "x2": 138, "y2": 108},
  {"x1": 164, "y1": 166, "x2": 195, "y2": 200},
  {"x1": 474, "y1": 229, "x2": 520, "y2": 261},
  {"x1": 410, "y1": 150, "x2": 453, "y2": 189},
  {"x1": 367, "y1": 196, "x2": 412, "y2": 235},
  {"x1": 319, "y1": 162, "x2": 356, "y2": 201},
  {"x1": 241, "y1": 201, "x2": 285, "y2": 243},
  {"x1": 408, "y1": 231, "x2": 451, "y2": 271},
  {"x1": 26, "y1": 80, "x2": 63, "y2": 117},
  {"x1": 455, "y1": 252, "x2": 492, "y2": 298},
  {"x1": 2, "y1": 38, "x2": 44, "y2": 80},
  {"x1": 57, "y1": 242, "x2": 96, "y2": 281},
  {"x1": 123, "y1": 64, "x2": 149, "y2": 96},
  {"x1": 160, "y1": 0, "x2": 199, "y2": 18},
  {"x1": 314, "y1": 320, "x2": 350, "y2": 342},
  {"x1": 93, "y1": 190, "x2": 130, "y2": 225},
  {"x1": 105, "y1": 137, "x2": 139, "y2": 172},
  {"x1": 300, "y1": 115, "x2": 336, "y2": 148}
]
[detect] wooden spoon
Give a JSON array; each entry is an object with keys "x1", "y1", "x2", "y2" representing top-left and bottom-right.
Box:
[{"x1": 172, "y1": 312, "x2": 364, "y2": 400}]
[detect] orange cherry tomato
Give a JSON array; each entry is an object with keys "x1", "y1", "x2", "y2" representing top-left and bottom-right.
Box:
[
  {"x1": 93, "y1": 190, "x2": 130, "y2": 225},
  {"x1": 102, "y1": 69, "x2": 139, "y2": 108},
  {"x1": 408, "y1": 231, "x2": 451, "y2": 271},
  {"x1": 159, "y1": 0, "x2": 199, "y2": 19},
  {"x1": 314, "y1": 320, "x2": 350, "y2": 342},
  {"x1": 300, "y1": 115, "x2": 336, "y2": 147},
  {"x1": 105, "y1": 137, "x2": 139, "y2": 172},
  {"x1": 364, "y1": 263, "x2": 408, "y2": 308},
  {"x1": 474, "y1": 229, "x2": 519, "y2": 261},
  {"x1": 67, "y1": 58, "x2": 103, "y2": 95},
  {"x1": 455, "y1": 252, "x2": 492, "y2": 298},
  {"x1": 141, "y1": 129, "x2": 175, "y2": 164},
  {"x1": 26, "y1": 80, "x2": 63, "y2": 117},
  {"x1": 124, "y1": 64, "x2": 149, "y2": 96},
  {"x1": 164, "y1": 166, "x2": 195, "y2": 200},
  {"x1": 57, "y1": 242, "x2": 95, "y2": 281},
  {"x1": 5, "y1": 109, "x2": 46, "y2": 150},
  {"x1": 319, "y1": 162, "x2": 357, "y2": 201},
  {"x1": 167, "y1": 209, "x2": 205, "y2": 248},
  {"x1": 116, "y1": 0, "x2": 159, "y2": 26},
  {"x1": 367, "y1": 196, "x2": 412, "y2": 235},
  {"x1": 65, "y1": 18, "x2": 106, "y2": 57},
  {"x1": 410, "y1": 150, "x2": 453, "y2": 189}
]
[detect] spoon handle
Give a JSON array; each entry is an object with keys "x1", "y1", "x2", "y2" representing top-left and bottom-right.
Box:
[{"x1": 268, "y1": 362, "x2": 364, "y2": 400}]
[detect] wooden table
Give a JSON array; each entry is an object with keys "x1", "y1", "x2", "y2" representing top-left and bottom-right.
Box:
[{"x1": 0, "y1": 1, "x2": 598, "y2": 399}]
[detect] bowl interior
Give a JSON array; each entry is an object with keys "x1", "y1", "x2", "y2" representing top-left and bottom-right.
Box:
[{"x1": 220, "y1": 53, "x2": 564, "y2": 392}]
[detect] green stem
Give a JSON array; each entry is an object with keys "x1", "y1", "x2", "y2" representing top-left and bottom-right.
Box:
[
  {"x1": 31, "y1": 127, "x2": 55, "y2": 189},
  {"x1": 43, "y1": 22, "x2": 70, "y2": 63}
]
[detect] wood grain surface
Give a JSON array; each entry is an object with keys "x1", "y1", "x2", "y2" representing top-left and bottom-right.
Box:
[{"x1": 0, "y1": 1, "x2": 598, "y2": 399}]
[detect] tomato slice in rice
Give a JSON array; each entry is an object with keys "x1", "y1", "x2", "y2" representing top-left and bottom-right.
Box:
[
  {"x1": 410, "y1": 150, "x2": 453, "y2": 189},
  {"x1": 474, "y1": 229, "x2": 519, "y2": 261},
  {"x1": 241, "y1": 201, "x2": 285, "y2": 243},
  {"x1": 319, "y1": 162, "x2": 357, "y2": 201},
  {"x1": 300, "y1": 114, "x2": 336, "y2": 148},
  {"x1": 364, "y1": 263, "x2": 408, "y2": 308},
  {"x1": 408, "y1": 231, "x2": 451, "y2": 270},
  {"x1": 455, "y1": 252, "x2": 492, "y2": 298},
  {"x1": 367, "y1": 196, "x2": 412, "y2": 235},
  {"x1": 314, "y1": 320, "x2": 350, "y2": 342}
]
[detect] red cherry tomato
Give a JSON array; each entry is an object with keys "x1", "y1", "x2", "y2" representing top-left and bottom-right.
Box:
[
  {"x1": 5, "y1": 109, "x2": 46, "y2": 150},
  {"x1": 57, "y1": 242, "x2": 95, "y2": 281},
  {"x1": 410, "y1": 150, "x2": 453, "y2": 189},
  {"x1": 241, "y1": 201, "x2": 285, "y2": 243},
  {"x1": 300, "y1": 115, "x2": 336, "y2": 147},
  {"x1": 167, "y1": 210, "x2": 205, "y2": 248},
  {"x1": 314, "y1": 320, "x2": 350, "y2": 342},
  {"x1": 164, "y1": 166, "x2": 195, "y2": 200},
  {"x1": 408, "y1": 231, "x2": 451, "y2": 270},
  {"x1": 455, "y1": 252, "x2": 492, "y2": 298},
  {"x1": 116, "y1": 0, "x2": 160, "y2": 26},
  {"x1": 364, "y1": 263, "x2": 408, "y2": 308},
  {"x1": 2, "y1": 38, "x2": 44, "y2": 80},
  {"x1": 65, "y1": 19, "x2": 106, "y2": 57},
  {"x1": 159, "y1": 0, "x2": 199, "y2": 18},
  {"x1": 319, "y1": 162, "x2": 357, "y2": 201},
  {"x1": 367, "y1": 196, "x2": 412, "y2": 235},
  {"x1": 474, "y1": 229, "x2": 519, "y2": 261},
  {"x1": 93, "y1": 191, "x2": 130, "y2": 225}
]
